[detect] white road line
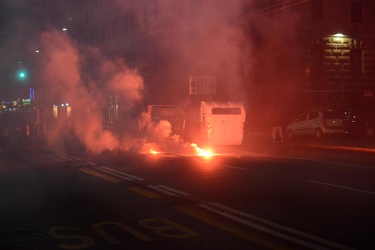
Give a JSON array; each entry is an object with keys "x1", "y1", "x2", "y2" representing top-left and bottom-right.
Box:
[
  {"x1": 199, "y1": 204, "x2": 353, "y2": 250},
  {"x1": 148, "y1": 185, "x2": 178, "y2": 196},
  {"x1": 207, "y1": 202, "x2": 352, "y2": 249},
  {"x1": 193, "y1": 159, "x2": 247, "y2": 170},
  {"x1": 94, "y1": 167, "x2": 133, "y2": 181},
  {"x1": 305, "y1": 180, "x2": 375, "y2": 195},
  {"x1": 46, "y1": 154, "x2": 65, "y2": 162},
  {"x1": 68, "y1": 163, "x2": 83, "y2": 167},
  {"x1": 156, "y1": 185, "x2": 190, "y2": 196},
  {"x1": 283, "y1": 156, "x2": 375, "y2": 169},
  {"x1": 53, "y1": 153, "x2": 76, "y2": 161},
  {"x1": 100, "y1": 167, "x2": 144, "y2": 181},
  {"x1": 66, "y1": 155, "x2": 84, "y2": 161}
]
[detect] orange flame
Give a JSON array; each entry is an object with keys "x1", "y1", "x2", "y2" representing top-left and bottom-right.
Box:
[
  {"x1": 190, "y1": 143, "x2": 213, "y2": 158},
  {"x1": 149, "y1": 149, "x2": 159, "y2": 155}
]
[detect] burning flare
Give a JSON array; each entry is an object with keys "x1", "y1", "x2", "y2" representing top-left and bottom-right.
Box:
[
  {"x1": 190, "y1": 143, "x2": 213, "y2": 158},
  {"x1": 149, "y1": 149, "x2": 159, "y2": 155}
]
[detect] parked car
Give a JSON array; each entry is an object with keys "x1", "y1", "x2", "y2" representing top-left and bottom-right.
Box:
[
  {"x1": 286, "y1": 110, "x2": 346, "y2": 140},
  {"x1": 344, "y1": 109, "x2": 375, "y2": 139}
]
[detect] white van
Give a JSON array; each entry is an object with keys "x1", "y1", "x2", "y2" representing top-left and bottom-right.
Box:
[{"x1": 200, "y1": 101, "x2": 246, "y2": 146}]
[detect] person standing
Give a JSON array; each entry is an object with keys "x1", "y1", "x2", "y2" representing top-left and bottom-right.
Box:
[
  {"x1": 16, "y1": 123, "x2": 22, "y2": 144},
  {"x1": 272, "y1": 106, "x2": 284, "y2": 143},
  {"x1": 25, "y1": 122, "x2": 30, "y2": 144}
]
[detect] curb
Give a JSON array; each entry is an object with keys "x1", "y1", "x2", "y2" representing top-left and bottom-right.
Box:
[{"x1": 305, "y1": 144, "x2": 375, "y2": 153}]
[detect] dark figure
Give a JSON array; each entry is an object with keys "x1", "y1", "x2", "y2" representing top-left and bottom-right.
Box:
[
  {"x1": 272, "y1": 106, "x2": 284, "y2": 142},
  {"x1": 2, "y1": 127, "x2": 10, "y2": 148}
]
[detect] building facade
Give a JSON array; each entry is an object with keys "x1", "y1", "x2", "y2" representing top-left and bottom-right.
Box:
[
  {"x1": 246, "y1": 0, "x2": 375, "y2": 110},
  {"x1": 300, "y1": 0, "x2": 375, "y2": 109}
]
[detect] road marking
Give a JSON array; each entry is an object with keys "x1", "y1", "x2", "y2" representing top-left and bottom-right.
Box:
[
  {"x1": 206, "y1": 202, "x2": 354, "y2": 249},
  {"x1": 93, "y1": 167, "x2": 133, "y2": 181},
  {"x1": 308, "y1": 144, "x2": 375, "y2": 153},
  {"x1": 148, "y1": 185, "x2": 179, "y2": 196},
  {"x1": 193, "y1": 159, "x2": 247, "y2": 170},
  {"x1": 53, "y1": 153, "x2": 76, "y2": 162},
  {"x1": 126, "y1": 186, "x2": 161, "y2": 198},
  {"x1": 49, "y1": 226, "x2": 95, "y2": 249},
  {"x1": 68, "y1": 163, "x2": 84, "y2": 167},
  {"x1": 139, "y1": 218, "x2": 200, "y2": 238},
  {"x1": 141, "y1": 183, "x2": 353, "y2": 249},
  {"x1": 196, "y1": 203, "x2": 353, "y2": 250},
  {"x1": 66, "y1": 155, "x2": 84, "y2": 161},
  {"x1": 283, "y1": 156, "x2": 375, "y2": 169},
  {"x1": 47, "y1": 154, "x2": 66, "y2": 162},
  {"x1": 156, "y1": 185, "x2": 190, "y2": 196},
  {"x1": 92, "y1": 221, "x2": 151, "y2": 243},
  {"x1": 175, "y1": 204, "x2": 297, "y2": 250},
  {"x1": 79, "y1": 168, "x2": 121, "y2": 182},
  {"x1": 101, "y1": 167, "x2": 144, "y2": 181},
  {"x1": 147, "y1": 185, "x2": 190, "y2": 197},
  {"x1": 305, "y1": 180, "x2": 375, "y2": 195}
]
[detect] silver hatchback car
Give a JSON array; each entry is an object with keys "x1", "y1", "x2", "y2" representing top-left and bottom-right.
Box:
[{"x1": 286, "y1": 110, "x2": 346, "y2": 139}]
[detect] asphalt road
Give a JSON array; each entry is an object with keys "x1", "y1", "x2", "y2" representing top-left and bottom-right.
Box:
[
  {"x1": 1, "y1": 142, "x2": 375, "y2": 249},
  {"x1": 0, "y1": 149, "x2": 284, "y2": 250}
]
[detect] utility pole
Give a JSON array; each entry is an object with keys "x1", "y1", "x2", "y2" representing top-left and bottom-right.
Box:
[{"x1": 305, "y1": 65, "x2": 312, "y2": 108}]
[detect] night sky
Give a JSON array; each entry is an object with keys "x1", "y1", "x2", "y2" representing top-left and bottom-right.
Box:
[{"x1": 0, "y1": 0, "x2": 46, "y2": 100}]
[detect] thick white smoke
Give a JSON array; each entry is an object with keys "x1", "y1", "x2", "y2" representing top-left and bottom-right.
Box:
[
  {"x1": 31, "y1": 1, "x2": 250, "y2": 154},
  {"x1": 35, "y1": 30, "x2": 145, "y2": 154}
]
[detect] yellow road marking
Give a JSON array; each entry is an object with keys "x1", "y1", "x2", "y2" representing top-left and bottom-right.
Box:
[
  {"x1": 174, "y1": 205, "x2": 298, "y2": 250},
  {"x1": 79, "y1": 168, "x2": 121, "y2": 182},
  {"x1": 47, "y1": 154, "x2": 65, "y2": 162},
  {"x1": 139, "y1": 218, "x2": 200, "y2": 238},
  {"x1": 93, "y1": 221, "x2": 151, "y2": 243},
  {"x1": 127, "y1": 186, "x2": 161, "y2": 198}
]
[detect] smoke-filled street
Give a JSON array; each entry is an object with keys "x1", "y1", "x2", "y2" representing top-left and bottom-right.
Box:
[
  {"x1": 1, "y1": 144, "x2": 375, "y2": 249},
  {"x1": 1, "y1": 1, "x2": 375, "y2": 249}
]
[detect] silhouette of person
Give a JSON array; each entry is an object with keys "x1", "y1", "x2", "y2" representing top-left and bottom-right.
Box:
[{"x1": 272, "y1": 106, "x2": 284, "y2": 142}]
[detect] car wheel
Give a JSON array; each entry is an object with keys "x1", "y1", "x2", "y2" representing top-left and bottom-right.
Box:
[
  {"x1": 287, "y1": 130, "x2": 294, "y2": 140},
  {"x1": 365, "y1": 127, "x2": 375, "y2": 138},
  {"x1": 315, "y1": 129, "x2": 323, "y2": 139}
]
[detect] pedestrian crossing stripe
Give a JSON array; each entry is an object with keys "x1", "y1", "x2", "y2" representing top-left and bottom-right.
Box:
[{"x1": 79, "y1": 168, "x2": 122, "y2": 182}]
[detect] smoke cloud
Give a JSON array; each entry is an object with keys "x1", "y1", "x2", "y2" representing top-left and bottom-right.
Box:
[
  {"x1": 142, "y1": 0, "x2": 248, "y2": 102},
  {"x1": 34, "y1": 29, "x2": 144, "y2": 154},
  {"x1": 28, "y1": 1, "x2": 277, "y2": 154}
]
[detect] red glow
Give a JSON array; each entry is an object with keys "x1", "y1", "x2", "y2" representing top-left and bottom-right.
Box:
[
  {"x1": 190, "y1": 143, "x2": 213, "y2": 158},
  {"x1": 149, "y1": 149, "x2": 159, "y2": 155}
]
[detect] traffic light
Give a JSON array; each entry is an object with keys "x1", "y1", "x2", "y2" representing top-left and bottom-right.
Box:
[{"x1": 17, "y1": 70, "x2": 27, "y2": 81}]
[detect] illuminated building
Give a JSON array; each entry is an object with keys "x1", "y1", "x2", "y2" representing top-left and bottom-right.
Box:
[
  {"x1": 32, "y1": 1, "x2": 375, "y2": 112},
  {"x1": 244, "y1": 0, "x2": 375, "y2": 110}
]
